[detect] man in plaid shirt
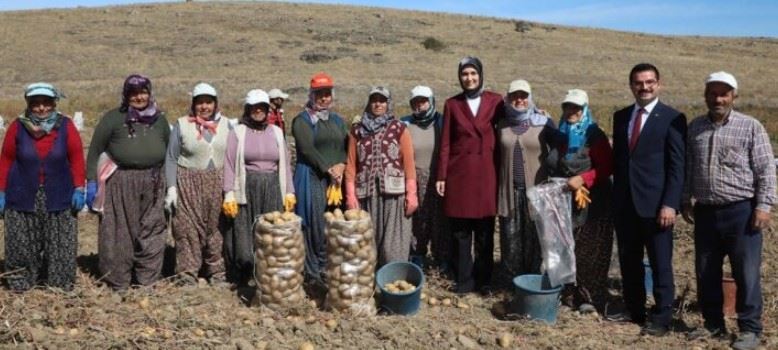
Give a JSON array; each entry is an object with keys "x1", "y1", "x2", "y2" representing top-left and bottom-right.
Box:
[{"x1": 683, "y1": 71, "x2": 776, "y2": 350}]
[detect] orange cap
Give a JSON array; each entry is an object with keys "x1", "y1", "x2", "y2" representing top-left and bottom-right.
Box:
[{"x1": 310, "y1": 72, "x2": 334, "y2": 89}]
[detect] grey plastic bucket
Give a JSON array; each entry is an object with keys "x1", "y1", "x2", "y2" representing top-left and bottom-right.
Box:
[
  {"x1": 376, "y1": 262, "x2": 425, "y2": 315},
  {"x1": 511, "y1": 274, "x2": 562, "y2": 324}
]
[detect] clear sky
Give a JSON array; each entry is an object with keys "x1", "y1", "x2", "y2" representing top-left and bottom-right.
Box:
[{"x1": 2, "y1": 0, "x2": 776, "y2": 38}]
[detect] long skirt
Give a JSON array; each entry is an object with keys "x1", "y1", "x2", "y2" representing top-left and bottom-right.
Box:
[
  {"x1": 498, "y1": 187, "x2": 542, "y2": 280},
  {"x1": 572, "y1": 216, "x2": 614, "y2": 306},
  {"x1": 172, "y1": 167, "x2": 226, "y2": 279},
  {"x1": 300, "y1": 170, "x2": 329, "y2": 283},
  {"x1": 4, "y1": 188, "x2": 77, "y2": 291},
  {"x1": 223, "y1": 171, "x2": 282, "y2": 284},
  {"x1": 98, "y1": 167, "x2": 167, "y2": 290},
  {"x1": 410, "y1": 169, "x2": 448, "y2": 264},
  {"x1": 360, "y1": 190, "x2": 412, "y2": 266}
]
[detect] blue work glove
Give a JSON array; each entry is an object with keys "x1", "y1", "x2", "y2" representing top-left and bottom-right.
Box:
[
  {"x1": 86, "y1": 181, "x2": 97, "y2": 210},
  {"x1": 0, "y1": 191, "x2": 5, "y2": 215},
  {"x1": 72, "y1": 187, "x2": 85, "y2": 212}
]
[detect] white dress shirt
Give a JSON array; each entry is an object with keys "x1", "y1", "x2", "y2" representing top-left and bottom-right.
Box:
[{"x1": 627, "y1": 97, "x2": 659, "y2": 140}]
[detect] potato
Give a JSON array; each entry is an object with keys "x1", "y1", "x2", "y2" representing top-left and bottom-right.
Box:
[
  {"x1": 324, "y1": 212, "x2": 335, "y2": 223},
  {"x1": 263, "y1": 213, "x2": 277, "y2": 221},
  {"x1": 273, "y1": 218, "x2": 286, "y2": 225},
  {"x1": 333, "y1": 208, "x2": 344, "y2": 219},
  {"x1": 344, "y1": 209, "x2": 361, "y2": 221},
  {"x1": 281, "y1": 212, "x2": 296, "y2": 221},
  {"x1": 356, "y1": 220, "x2": 370, "y2": 232}
]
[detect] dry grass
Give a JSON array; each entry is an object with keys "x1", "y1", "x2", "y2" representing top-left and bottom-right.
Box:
[{"x1": 0, "y1": 2, "x2": 777, "y2": 349}]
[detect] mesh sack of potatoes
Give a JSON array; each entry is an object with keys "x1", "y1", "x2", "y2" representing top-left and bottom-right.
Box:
[
  {"x1": 253, "y1": 211, "x2": 306, "y2": 310},
  {"x1": 323, "y1": 209, "x2": 377, "y2": 316}
]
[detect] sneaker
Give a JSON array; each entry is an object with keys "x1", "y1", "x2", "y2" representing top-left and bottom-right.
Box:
[
  {"x1": 731, "y1": 332, "x2": 760, "y2": 350},
  {"x1": 578, "y1": 303, "x2": 597, "y2": 314},
  {"x1": 687, "y1": 326, "x2": 727, "y2": 341},
  {"x1": 209, "y1": 273, "x2": 231, "y2": 288},
  {"x1": 640, "y1": 322, "x2": 669, "y2": 337},
  {"x1": 174, "y1": 273, "x2": 198, "y2": 287}
]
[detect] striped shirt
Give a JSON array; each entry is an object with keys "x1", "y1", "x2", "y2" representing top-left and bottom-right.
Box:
[
  {"x1": 511, "y1": 121, "x2": 530, "y2": 189},
  {"x1": 683, "y1": 110, "x2": 776, "y2": 211}
]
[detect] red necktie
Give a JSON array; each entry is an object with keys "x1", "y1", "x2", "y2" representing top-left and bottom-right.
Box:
[{"x1": 629, "y1": 108, "x2": 644, "y2": 152}]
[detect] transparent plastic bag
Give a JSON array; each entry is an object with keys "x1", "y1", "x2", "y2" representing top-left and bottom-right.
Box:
[
  {"x1": 526, "y1": 178, "x2": 576, "y2": 287},
  {"x1": 324, "y1": 210, "x2": 377, "y2": 316},
  {"x1": 253, "y1": 213, "x2": 306, "y2": 310}
]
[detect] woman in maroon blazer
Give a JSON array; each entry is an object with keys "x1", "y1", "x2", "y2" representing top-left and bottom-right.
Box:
[{"x1": 435, "y1": 57, "x2": 502, "y2": 293}]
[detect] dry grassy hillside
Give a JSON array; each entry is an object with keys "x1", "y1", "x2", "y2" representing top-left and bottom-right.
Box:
[
  {"x1": 0, "y1": 2, "x2": 777, "y2": 349},
  {"x1": 0, "y1": 1, "x2": 777, "y2": 129}
]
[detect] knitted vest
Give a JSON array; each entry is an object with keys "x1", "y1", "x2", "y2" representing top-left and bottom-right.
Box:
[
  {"x1": 6, "y1": 117, "x2": 74, "y2": 212},
  {"x1": 353, "y1": 119, "x2": 406, "y2": 199},
  {"x1": 176, "y1": 116, "x2": 230, "y2": 170}
]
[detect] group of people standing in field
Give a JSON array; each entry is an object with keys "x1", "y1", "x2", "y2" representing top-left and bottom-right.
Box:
[{"x1": 1, "y1": 57, "x2": 774, "y2": 350}]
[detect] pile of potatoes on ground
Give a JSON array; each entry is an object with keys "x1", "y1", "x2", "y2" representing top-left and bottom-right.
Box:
[
  {"x1": 323, "y1": 209, "x2": 378, "y2": 315},
  {"x1": 253, "y1": 211, "x2": 306, "y2": 310}
]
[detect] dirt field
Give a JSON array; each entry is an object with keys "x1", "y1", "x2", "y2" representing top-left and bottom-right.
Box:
[
  {"x1": 0, "y1": 2, "x2": 777, "y2": 349},
  {"x1": 0, "y1": 209, "x2": 776, "y2": 349}
]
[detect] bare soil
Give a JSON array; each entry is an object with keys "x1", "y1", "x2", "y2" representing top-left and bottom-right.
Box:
[{"x1": 0, "y1": 2, "x2": 777, "y2": 349}]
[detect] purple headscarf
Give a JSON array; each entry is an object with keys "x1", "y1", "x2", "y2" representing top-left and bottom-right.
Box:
[{"x1": 121, "y1": 74, "x2": 160, "y2": 136}]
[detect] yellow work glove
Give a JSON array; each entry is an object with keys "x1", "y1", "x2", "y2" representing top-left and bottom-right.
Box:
[
  {"x1": 574, "y1": 187, "x2": 591, "y2": 210},
  {"x1": 284, "y1": 193, "x2": 297, "y2": 213},
  {"x1": 326, "y1": 184, "x2": 342, "y2": 206},
  {"x1": 222, "y1": 191, "x2": 239, "y2": 218}
]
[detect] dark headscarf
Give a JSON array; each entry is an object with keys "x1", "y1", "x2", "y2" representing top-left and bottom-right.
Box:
[
  {"x1": 458, "y1": 56, "x2": 484, "y2": 99},
  {"x1": 357, "y1": 86, "x2": 394, "y2": 137},
  {"x1": 241, "y1": 104, "x2": 269, "y2": 131},
  {"x1": 120, "y1": 74, "x2": 160, "y2": 137}
]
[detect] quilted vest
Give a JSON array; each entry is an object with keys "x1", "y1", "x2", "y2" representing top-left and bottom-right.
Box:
[{"x1": 353, "y1": 119, "x2": 406, "y2": 199}]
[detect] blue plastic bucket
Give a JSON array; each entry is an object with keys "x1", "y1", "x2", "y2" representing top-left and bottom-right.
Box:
[
  {"x1": 376, "y1": 262, "x2": 425, "y2": 315},
  {"x1": 511, "y1": 274, "x2": 562, "y2": 324}
]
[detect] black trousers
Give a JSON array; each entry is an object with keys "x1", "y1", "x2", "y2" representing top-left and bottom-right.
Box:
[
  {"x1": 450, "y1": 217, "x2": 494, "y2": 293},
  {"x1": 614, "y1": 199, "x2": 675, "y2": 326},
  {"x1": 694, "y1": 200, "x2": 762, "y2": 334}
]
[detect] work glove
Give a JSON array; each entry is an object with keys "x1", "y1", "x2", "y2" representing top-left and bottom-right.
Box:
[
  {"x1": 86, "y1": 180, "x2": 97, "y2": 210},
  {"x1": 0, "y1": 191, "x2": 5, "y2": 216},
  {"x1": 283, "y1": 193, "x2": 297, "y2": 213},
  {"x1": 71, "y1": 187, "x2": 85, "y2": 212},
  {"x1": 164, "y1": 186, "x2": 178, "y2": 214},
  {"x1": 574, "y1": 187, "x2": 591, "y2": 210},
  {"x1": 345, "y1": 181, "x2": 358, "y2": 210},
  {"x1": 405, "y1": 179, "x2": 418, "y2": 216},
  {"x1": 222, "y1": 191, "x2": 238, "y2": 219},
  {"x1": 326, "y1": 184, "x2": 342, "y2": 206}
]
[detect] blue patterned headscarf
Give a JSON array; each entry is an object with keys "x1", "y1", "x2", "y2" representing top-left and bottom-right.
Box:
[{"x1": 558, "y1": 104, "x2": 594, "y2": 159}]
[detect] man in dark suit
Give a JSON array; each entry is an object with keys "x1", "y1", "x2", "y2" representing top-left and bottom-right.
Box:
[{"x1": 610, "y1": 63, "x2": 686, "y2": 336}]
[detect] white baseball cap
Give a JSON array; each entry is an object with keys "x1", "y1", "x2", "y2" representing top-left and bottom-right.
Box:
[
  {"x1": 192, "y1": 83, "x2": 217, "y2": 98},
  {"x1": 562, "y1": 89, "x2": 589, "y2": 106},
  {"x1": 245, "y1": 89, "x2": 270, "y2": 105},
  {"x1": 25, "y1": 82, "x2": 61, "y2": 99},
  {"x1": 705, "y1": 71, "x2": 738, "y2": 90},
  {"x1": 410, "y1": 85, "x2": 433, "y2": 100},
  {"x1": 369, "y1": 86, "x2": 391, "y2": 99},
  {"x1": 268, "y1": 88, "x2": 289, "y2": 100},
  {"x1": 508, "y1": 79, "x2": 531, "y2": 94}
]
